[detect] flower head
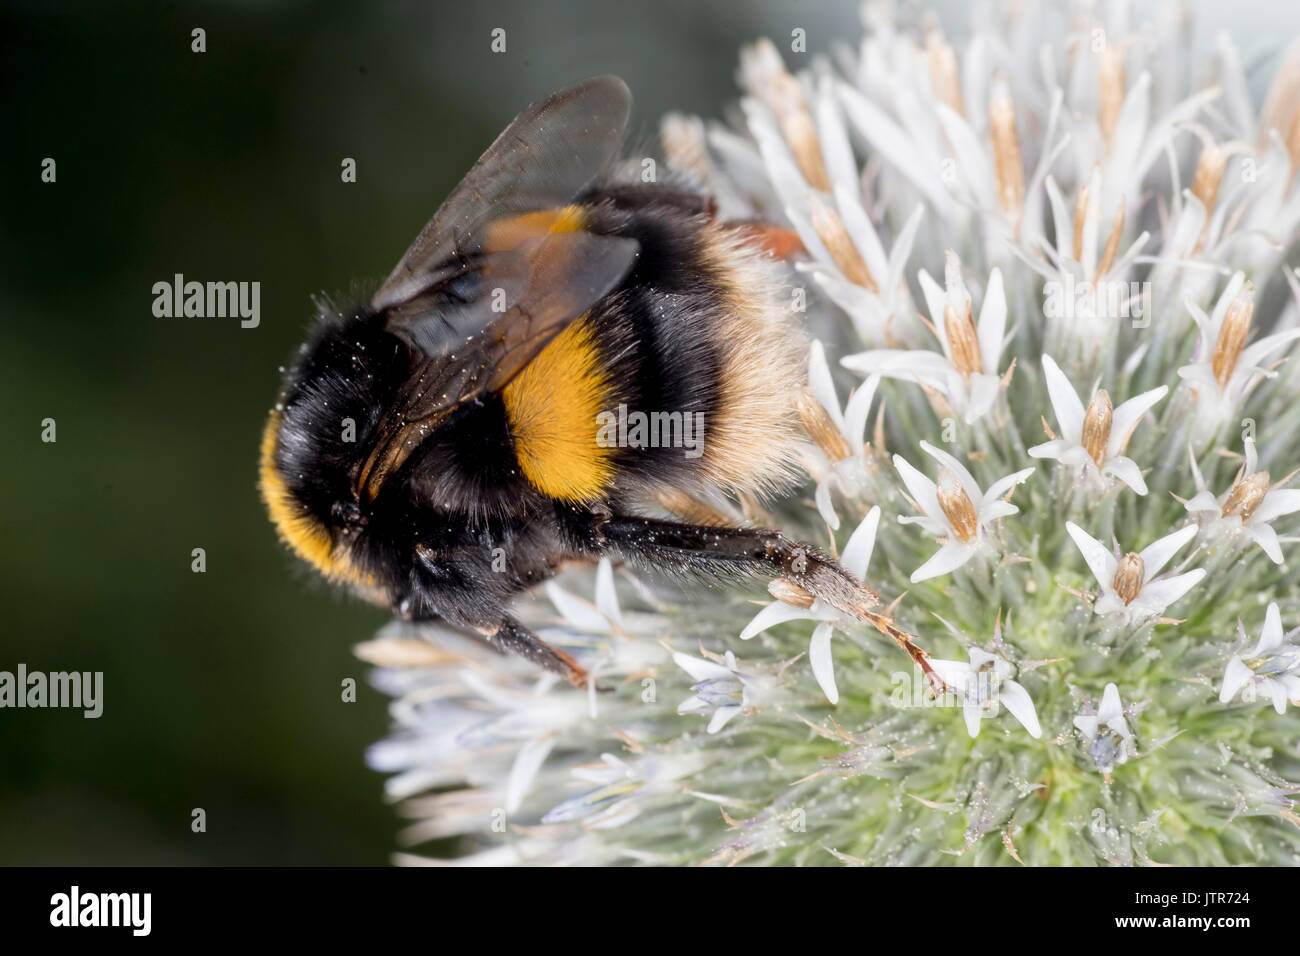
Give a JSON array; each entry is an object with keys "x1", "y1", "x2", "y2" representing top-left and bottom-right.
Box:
[
  {"x1": 1029, "y1": 354, "x2": 1166, "y2": 495},
  {"x1": 1179, "y1": 275, "x2": 1300, "y2": 443},
  {"x1": 929, "y1": 646, "x2": 1042, "y2": 739},
  {"x1": 674, "y1": 649, "x2": 770, "y2": 733},
  {"x1": 842, "y1": 251, "x2": 1008, "y2": 425},
  {"x1": 362, "y1": 3, "x2": 1300, "y2": 868},
  {"x1": 1183, "y1": 439, "x2": 1300, "y2": 565},
  {"x1": 1074, "y1": 683, "x2": 1136, "y2": 774},
  {"x1": 1220, "y1": 603, "x2": 1300, "y2": 714},
  {"x1": 894, "y1": 441, "x2": 1033, "y2": 582},
  {"x1": 1066, "y1": 522, "x2": 1205, "y2": 624},
  {"x1": 739, "y1": 507, "x2": 881, "y2": 704}
]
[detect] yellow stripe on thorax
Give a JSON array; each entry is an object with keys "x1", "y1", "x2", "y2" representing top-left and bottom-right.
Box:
[{"x1": 502, "y1": 318, "x2": 614, "y2": 502}]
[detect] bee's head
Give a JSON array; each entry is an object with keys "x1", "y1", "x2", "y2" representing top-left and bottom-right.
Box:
[{"x1": 259, "y1": 306, "x2": 408, "y2": 584}]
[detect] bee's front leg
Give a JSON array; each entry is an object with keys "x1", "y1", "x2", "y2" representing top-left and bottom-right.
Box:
[
  {"x1": 478, "y1": 617, "x2": 590, "y2": 688},
  {"x1": 405, "y1": 544, "x2": 588, "y2": 686}
]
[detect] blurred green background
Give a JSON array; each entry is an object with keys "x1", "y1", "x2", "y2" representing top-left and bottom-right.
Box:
[{"x1": 0, "y1": 0, "x2": 860, "y2": 864}]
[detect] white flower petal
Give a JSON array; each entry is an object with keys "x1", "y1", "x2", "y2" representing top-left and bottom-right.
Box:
[
  {"x1": 964, "y1": 373, "x2": 1001, "y2": 423},
  {"x1": 999, "y1": 680, "x2": 1042, "y2": 739},
  {"x1": 808, "y1": 339, "x2": 846, "y2": 431},
  {"x1": 809, "y1": 621, "x2": 839, "y2": 705},
  {"x1": 962, "y1": 698, "x2": 984, "y2": 738},
  {"x1": 1028, "y1": 438, "x2": 1070, "y2": 460},
  {"x1": 1108, "y1": 385, "x2": 1168, "y2": 458},
  {"x1": 1099, "y1": 683, "x2": 1124, "y2": 722},
  {"x1": 1244, "y1": 524, "x2": 1284, "y2": 564},
  {"x1": 1256, "y1": 602, "x2": 1284, "y2": 654},
  {"x1": 842, "y1": 374, "x2": 880, "y2": 451},
  {"x1": 893, "y1": 454, "x2": 942, "y2": 520},
  {"x1": 841, "y1": 506, "x2": 881, "y2": 581},
  {"x1": 977, "y1": 268, "x2": 1007, "y2": 376},
  {"x1": 911, "y1": 539, "x2": 976, "y2": 582},
  {"x1": 1220, "y1": 656, "x2": 1253, "y2": 704},
  {"x1": 1139, "y1": 524, "x2": 1198, "y2": 578},
  {"x1": 815, "y1": 478, "x2": 841, "y2": 532},
  {"x1": 1041, "y1": 354, "x2": 1085, "y2": 441},
  {"x1": 981, "y1": 467, "x2": 1035, "y2": 512},
  {"x1": 1184, "y1": 489, "x2": 1220, "y2": 513},
  {"x1": 928, "y1": 658, "x2": 974, "y2": 689},
  {"x1": 1103, "y1": 456, "x2": 1148, "y2": 495},
  {"x1": 707, "y1": 705, "x2": 743, "y2": 734},
  {"x1": 740, "y1": 601, "x2": 813, "y2": 640},
  {"x1": 1134, "y1": 570, "x2": 1206, "y2": 612},
  {"x1": 1066, "y1": 522, "x2": 1118, "y2": 588},
  {"x1": 672, "y1": 651, "x2": 734, "y2": 682},
  {"x1": 594, "y1": 558, "x2": 622, "y2": 626},
  {"x1": 506, "y1": 736, "x2": 556, "y2": 814},
  {"x1": 545, "y1": 582, "x2": 610, "y2": 633},
  {"x1": 1252, "y1": 489, "x2": 1300, "y2": 525}
]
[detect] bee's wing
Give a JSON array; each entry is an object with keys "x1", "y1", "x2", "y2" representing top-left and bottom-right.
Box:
[
  {"x1": 357, "y1": 226, "x2": 637, "y2": 499},
  {"x1": 355, "y1": 77, "x2": 639, "y2": 500},
  {"x1": 386, "y1": 224, "x2": 638, "y2": 419},
  {"x1": 371, "y1": 75, "x2": 632, "y2": 310}
]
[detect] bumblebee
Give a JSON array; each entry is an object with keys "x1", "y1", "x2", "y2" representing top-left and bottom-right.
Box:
[{"x1": 260, "y1": 76, "x2": 885, "y2": 686}]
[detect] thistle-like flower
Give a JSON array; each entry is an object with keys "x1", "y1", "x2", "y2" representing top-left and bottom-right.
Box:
[
  {"x1": 894, "y1": 441, "x2": 1033, "y2": 582},
  {"x1": 1066, "y1": 523, "x2": 1205, "y2": 625},
  {"x1": 1179, "y1": 274, "x2": 1300, "y2": 444},
  {"x1": 363, "y1": 2, "x2": 1300, "y2": 867},
  {"x1": 1029, "y1": 354, "x2": 1166, "y2": 495},
  {"x1": 1074, "y1": 683, "x2": 1136, "y2": 774},
  {"x1": 842, "y1": 251, "x2": 1008, "y2": 425},
  {"x1": 1220, "y1": 603, "x2": 1300, "y2": 714},
  {"x1": 800, "y1": 341, "x2": 880, "y2": 530},
  {"x1": 1183, "y1": 439, "x2": 1300, "y2": 565},
  {"x1": 928, "y1": 646, "x2": 1042, "y2": 740}
]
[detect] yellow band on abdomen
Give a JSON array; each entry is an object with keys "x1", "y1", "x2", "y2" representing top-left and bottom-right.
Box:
[{"x1": 502, "y1": 318, "x2": 614, "y2": 502}]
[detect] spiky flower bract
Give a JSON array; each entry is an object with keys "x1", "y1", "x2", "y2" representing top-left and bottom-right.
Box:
[{"x1": 364, "y1": 1, "x2": 1300, "y2": 865}]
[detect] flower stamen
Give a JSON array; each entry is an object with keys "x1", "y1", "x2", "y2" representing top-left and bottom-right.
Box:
[
  {"x1": 926, "y1": 28, "x2": 963, "y2": 116},
  {"x1": 936, "y1": 468, "x2": 978, "y2": 542},
  {"x1": 768, "y1": 578, "x2": 816, "y2": 608},
  {"x1": 1098, "y1": 46, "x2": 1126, "y2": 150},
  {"x1": 989, "y1": 81, "x2": 1024, "y2": 217},
  {"x1": 1112, "y1": 552, "x2": 1145, "y2": 605},
  {"x1": 798, "y1": 388, "x2": 853, "y2": 461},
  {"x1": 810, "y1": 196, "x2": 878, "y2": 291},
  {"x1": 1081, "y1": 389, "x2": 1113, "y2": 467},
  {"x1": 1191, "y1": 142, "x2": 1226, "y2": 217},
  {"x1": 944, "y1": 302, "x2": 982, "y2": 377},
  {"x1": 1097, "y1": 205, "x2": 1125, "y2": 278},
  {"x1": 1221, "y1": 471, "x2": 1271, "y2": 521},
  {"x1": 1211, "y1": 282, "x2": 1255, "y2": 389}
]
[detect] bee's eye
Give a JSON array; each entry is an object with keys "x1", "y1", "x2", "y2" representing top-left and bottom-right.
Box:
[{"x1": 438, "y1": 269, "x2": 482, "y2": 305}]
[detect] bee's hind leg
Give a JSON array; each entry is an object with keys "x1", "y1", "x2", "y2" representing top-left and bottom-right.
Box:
[{"x1": 573, "y1": 513, "x2": 881, "y2": 620}]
